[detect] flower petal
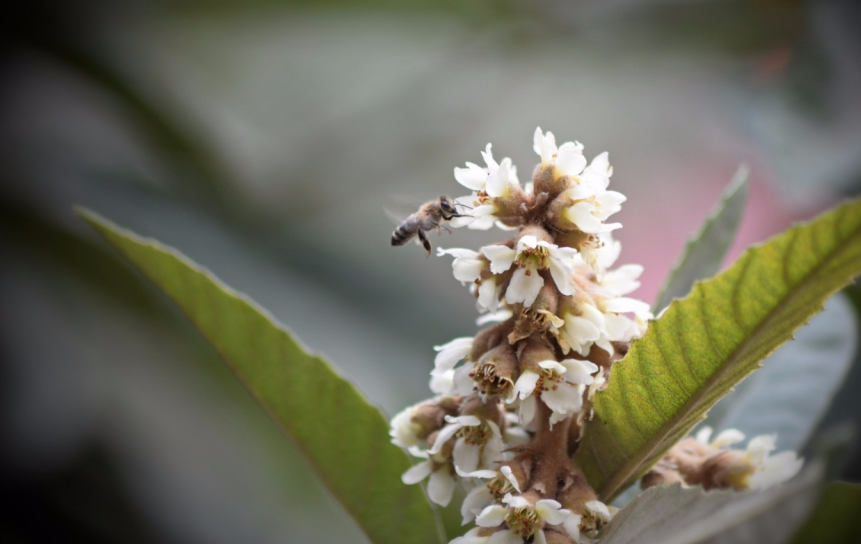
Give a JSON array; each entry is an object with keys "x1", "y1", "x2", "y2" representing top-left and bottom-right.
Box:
[
  {"x1": 476, "y1": 504, "x2": 508, "y2": 527},
  {"x1": 428, "y1": 469, "x2": 456, "y2": 506},
  {"x1": 482, "y1": 245, "x2": 517, "y2": 273},
  {"x1": 402, "y1": 460, "x2": 432, "y2": 484},
  {"x1": 505, "y1": 268, "x2": 545, "y2": 307}
]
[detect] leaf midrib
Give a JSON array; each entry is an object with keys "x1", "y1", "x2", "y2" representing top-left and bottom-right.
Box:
[{"x1": 598, "y1": 217, "x2": 857, "y2": 499}]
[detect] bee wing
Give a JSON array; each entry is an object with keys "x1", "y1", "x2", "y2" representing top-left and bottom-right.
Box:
[{"x1": 383, "y1": 194, "x2": 429, "y2": 225}]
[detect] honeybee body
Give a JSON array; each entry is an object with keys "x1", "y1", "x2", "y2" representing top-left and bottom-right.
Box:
[{"x1": 391, "y1": 196, "x2": 461, "y2": 256}]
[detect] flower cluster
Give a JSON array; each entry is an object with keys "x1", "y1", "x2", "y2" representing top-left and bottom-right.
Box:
[
  {"x1": 390, "y1": 129, "x2": 643, "y2": 543},
  {"x1": 641, "y1": 426, "x2": 804, "y2": 492}
]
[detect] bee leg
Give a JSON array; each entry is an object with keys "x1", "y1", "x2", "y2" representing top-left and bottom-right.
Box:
[
  {"x1": 417, "y1": 229, "x2": 432, "y2": 257},
  {"x1": 439, "y1": 225, "x2": 452, "y2": 235}
]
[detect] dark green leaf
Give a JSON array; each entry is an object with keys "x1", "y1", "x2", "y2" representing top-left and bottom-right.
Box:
[
  {"x1": 79, "y1": 209, "x2": 443, "y2": 544},
  {"x1": 790, "y1": 482, "x2": 861, "y2": 544}
]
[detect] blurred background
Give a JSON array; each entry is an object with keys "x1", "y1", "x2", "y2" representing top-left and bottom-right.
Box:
[{"x1": 2, "y1": 0, "x2": 860, "y2": 542}]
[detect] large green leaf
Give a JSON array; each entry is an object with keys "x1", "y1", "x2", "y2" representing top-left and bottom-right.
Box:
[
  {"x1": 704, "y1": 293, "x2": 857, "y2": 451},
  {"x1": 576, "y1": 197, "x2": 861, "y2": 501},
  {"x1": 654, "y1": 166, "x2": 749, "y2": 313},
  {"x1": 600, "y1": 465, "x2": 822, "y2": 544},
  {"x1": 80, "y1": 210, "x2": 443, "y2": 544},
  {"x1": 790, "y1": 482, "x2": 861, "y2": 544}
]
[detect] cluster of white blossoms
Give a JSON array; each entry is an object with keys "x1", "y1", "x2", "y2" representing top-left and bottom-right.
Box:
[
  {"x1": 642, "y1": 426, "x2": 804, "y2": 492},
  {"x1": 390, "y1": 129, "x2": 640, "y2": 543},
  {"x1": 388, "y1": 128, "x2": 802, "y2": 544}
]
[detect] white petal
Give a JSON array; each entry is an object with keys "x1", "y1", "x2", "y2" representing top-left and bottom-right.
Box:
[
  {"x1": 516, "y1": 234, "x2": 539, "y2": 252},
  {"x1": 487, "y1": 530, "x2": 521, "y2": 544},
  {"x1": 536, "y1": 499, "x2": 570, "y2": 525},
  {"x1": 548, "y1": 256, "x2": 575, "y2": 296},
  {"x1": 604, "y1": 297, "x2": 651, "y2": 315},
  {"x1": 453, "y1": 256, "x2": 486, "y2": 283},
  {"x1": 562, "y1": 314, "x2": 601, "y2": 354},
  {"x1": 433, "y1": 337, "x2": 473, "y2": 374},
  {"x1": 461, "y1": 486, "x2": 494, "y2": 524},
  {"x1": 453, "y1": 438, "x2": 481, "y2": 474},
  {"x1": 602, "y1": 264, "x2": 643, "y2": 296},
  {"x1": 467, "y1": 212, "x2": 498, "y2": 231},
  {"x1": 533, "y1": 530, "x2": 548, "y2": 544},
  {"x1": 447, "y1": 414, "x2": 481, "y2": 427},
  {"x1": 534, "y1": 127, "x2": 557, "y2": 164},
  {"x1": 390, "y1": 405, "x2": 421, "y2": 448},
  {"x1": 505, "y1": 268, "x2": 545, "y2": 307},
  {"x1": 538, "y1": 360, "x2": 566, "y2": 375},
  {"x1": 429, "y1": 369, "x2": 455, "y2": 394},
  {"x1": 456, "y1": 465, "x2": 498, "y2": 479},
  {"x1": 481, "y1": 144, "x2": 498, "y2": 170},
  {"x1": 541, "y1": 382, "x2": 584, "y2": 415},
  {"x1": 696, "y1": 426, "x2": 714, "y2": 444},
  {"x1": 428, "y1": 420, "x2": 464, "y2": 454},
  {"x1": 476, "y1": 505, "x2": 508, "y2": 527},
  {"x1": 746, "y1": 434, "x2": 777, "y2": 465},
  {"x1": 500, "y1": 466, "x2": 521, "y2": 492},
  {"x1": 560, "y1": 359, "x2": 599, "y2": 384},
  {"x1": 502, "y1": 494, "x2": 530, "y2": 509},
  {"x1": 565, "y1": 200, "x2": 622, "y2": 234},
  {"x1": 748, "y1": 451, "x2": 803, "y2": 489},
  {"x1": 454, "y1": 163, "x2": 488, "y2": 191},
  {"x1": 593, "y1": 190, "x2": 626, "y2": 221},
  {"x1": 428, "y1": 469, "x2": 456, "y2": 506},
  {"x1": 518, "y1": 396, "x2": 536, "y2": 426},
  {"x1": 585, "y1": 500, "x2": 611, "y2": 521},
  {"x1": 402, "y1": 460, "x2": 432, "y2": 484},
  {"x1": 566, "y1": 183, "x2": 598, "y2": 201},
  {"x1": 556, "y1": 141, "x2": 587, "y2": 177},
  {"x1": 478, "y1": 278, "x2": 500, "y2": 313},
  {"x1": 563, "y1": 514, "x2": 582, "y2": 541},
  {"x1": 511, "y1": 370, "x2": 540, "y2": 402},
  {"x1": 711, "y1": 428, "x2": 746, "y2": 449},
  {"x1": 481, "y1": 245, "x2": 517, "y2": 273},
  {"x1": 453, "y1": 364, "x2": 477, "y2": 396}
]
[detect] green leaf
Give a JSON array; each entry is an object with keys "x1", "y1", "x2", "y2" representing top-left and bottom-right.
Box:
[
  {"x1": 790, "y1": 482, "x2": 861, "y2": 544},
  {"x1": 79, "y1": 210, "x2": 443, "y2": 544},
  {"x1": 576, "y1": 197, "x2": 861, "y2": 501},
  {"x1": 600, "y1": 465, "x2": 823, "y2": 544},
  {"x1": 704, "y1": 293, "x2": 857, "y2": 451},
  {"x1": 654, "y1": 166, "x2": 749, "y2": 313}
]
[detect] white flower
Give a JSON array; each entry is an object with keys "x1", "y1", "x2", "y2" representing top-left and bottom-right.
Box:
[
  {"x1": 390, "y1": 404, "x2": 423, "y2": 448},
  {"x1": 429, "y1": 415, "x2": 503, "y2": 473},
  {"x1": 453, "y1": 144, "x2": 520, "y2": 230},
  {"x1": 476, "y1": 493, "x2": 576, "y2": 544},
  {"x1": 433, "y1": 336, "x2": 473, "y2": 376},
  {"x1": 481, "y1": 235, "x2": 577, "y2": 307},
  {"x1": 449, "y1": 527, "x2": 488, "y2": 544},
  {"x1": 601, "y1": 264, "x2": 643, "y2": 297},
  {"x1": 694, "y1": 428, "x2": 804, "y2": 490},
  {"x1": 438, "y1": 247, "x2": 486, "y2": 283},
  {"x1": 401, "y1": 454, "x2": 457, "y2": 506},
  {"x1": 565, "y1": 196, "x2": 624, "y2": 234},
  {"x1": 560, "y1": 303, "x2": 606, "y2": 356},
  {"x1": 534, "y1": 127, "x2": 587, "y2": 177},
  {"x1": 509, "y1": 359, "x2": 598, "y2": 426},
  {"x1": 743, "y1": 434, "x2": 804, "y2": 490},
  {"x1": 430, "y1": 368, "x2": 456, "y2": 395}
]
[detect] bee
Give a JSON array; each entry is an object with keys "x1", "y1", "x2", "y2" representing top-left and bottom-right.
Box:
[{"x1": 391, "y1": 196, "x2": 464, "y2": 256}]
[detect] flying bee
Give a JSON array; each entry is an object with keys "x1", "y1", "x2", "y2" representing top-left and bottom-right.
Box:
[{"x1": 391, "y1": 196, "x2": 465, "y2": 256}]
